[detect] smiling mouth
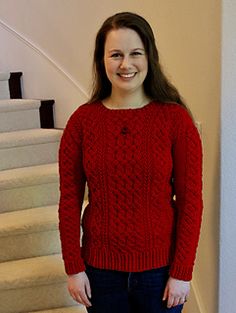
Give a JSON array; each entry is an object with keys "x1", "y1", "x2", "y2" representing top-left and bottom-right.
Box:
[{"x1": 118, "y1": 73, "x2": 137, "y2": 78}]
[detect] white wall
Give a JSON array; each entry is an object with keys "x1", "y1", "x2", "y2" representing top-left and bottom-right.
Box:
[
  {"x1": 219, "y1": 1, "x2": 236, "y2": 312},
  {"x1": 0, "y1": 1, "x2": 221, "y2": 312},
  {"x1": 0, "y1": 20, "x2": 88, "y2": 128}
]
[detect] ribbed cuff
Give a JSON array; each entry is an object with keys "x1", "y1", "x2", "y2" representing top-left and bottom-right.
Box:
[
  {"x1": 169, "y1": 263, "x2": 193, "y2": 281},
  {"x1": 64, "y1": 258, "x2": 86, "y2": 275}
]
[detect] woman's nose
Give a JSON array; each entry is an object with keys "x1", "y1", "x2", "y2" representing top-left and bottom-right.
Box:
[{"x1": 120, "y1": 56, "x2": 131, "y2": 69}]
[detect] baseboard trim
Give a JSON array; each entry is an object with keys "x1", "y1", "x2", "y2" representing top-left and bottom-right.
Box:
[{"x1": 184, "y1": 278, "x2": 206, "y2": 313}]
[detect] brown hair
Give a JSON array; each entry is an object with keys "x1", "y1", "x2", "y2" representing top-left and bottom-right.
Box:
[{"x1": 89, "y1": 12, "x2": 190, "y2": 113}]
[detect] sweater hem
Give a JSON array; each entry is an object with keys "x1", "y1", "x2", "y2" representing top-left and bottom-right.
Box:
[{"x1": 81, "y1": 247, "x2": 173, "y2": 273}]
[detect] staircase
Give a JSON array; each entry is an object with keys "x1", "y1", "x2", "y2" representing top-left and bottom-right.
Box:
[{"x1": 0, "y1": 74, "x2": 87, "y2": 313}]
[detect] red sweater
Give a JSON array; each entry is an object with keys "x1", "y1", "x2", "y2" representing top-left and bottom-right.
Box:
[{"x1": 58, "y1": 101, "x2": 203, "y2": 281}]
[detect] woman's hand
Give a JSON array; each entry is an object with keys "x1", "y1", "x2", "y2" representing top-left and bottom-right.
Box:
[
  {"x1": 163, "y1": 276, "x2": 190, "y2": 308},
  {"x1": 67, "y1": 271, "x2": 92, "y2": 307}
]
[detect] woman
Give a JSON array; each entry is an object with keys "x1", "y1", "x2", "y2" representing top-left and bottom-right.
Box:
[{"x1": 58, "y1": 12, "x2": 203, "y2": 313}]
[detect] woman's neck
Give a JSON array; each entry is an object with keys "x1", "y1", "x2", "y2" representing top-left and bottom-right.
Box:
[{"x1": 103, "y1": 90, "x2": 150, "y2": 109}]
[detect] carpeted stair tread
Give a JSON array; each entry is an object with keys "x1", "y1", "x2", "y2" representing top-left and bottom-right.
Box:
[
  {"x1": 0, "y1": 254, "x2": 66, "y2": 291},
  {"x1": 0, "y1": 99, "x2": 41, "y2": 132},
  {"x1": 0, "y1": 99, "x2": 40, "y2": 112},
  {"x1": 0, "y1": 205, "x2": 58, "y2": 237},
  {"x1": 0, "y1": 129, "x2": 62, "y2": 171},
  {"x1": 0, "y1": 128, "x2": 62, "y2": 149},
  {"x1": 0, "y1": 200, "x2": 88, "y2": 262},
  {"x1": 28, "y1": 305, "x2": 87, "y2": 313},
  {"x1": 0, "y1": 199, "x2": 89, "y2": 237},
  {"x1": 0, "y1": 163, "x2": 58, "y2": 191}
]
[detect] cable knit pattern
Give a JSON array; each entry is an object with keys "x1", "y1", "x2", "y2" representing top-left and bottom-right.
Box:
[{"x1": 58, "y1": 101, "x2": 203, "y2": 281}]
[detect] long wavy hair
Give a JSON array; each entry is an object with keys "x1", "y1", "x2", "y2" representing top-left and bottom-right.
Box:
[{"x1": 89, "y1": 12, "x2": 190, "y2": 113}]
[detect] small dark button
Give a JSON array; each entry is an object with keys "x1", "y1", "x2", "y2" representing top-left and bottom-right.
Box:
[{"x1": 121, "y1": 127, "x2": 129, "y2": 135}]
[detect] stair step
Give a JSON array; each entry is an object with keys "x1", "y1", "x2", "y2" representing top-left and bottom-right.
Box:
[
  {"x1": 0, "y1": 163, "x2": 59, "y2": 191},
  {"x1": 0, "y1": 205, "x2": 60, "y2": 262},
  {"x1": 0, "y1": 200, "x2": 89, "y2": 262},
  {"x1": 0, "y1": 129, "x2": 62, "y2": 149},
  {"x1": 0, "y1": 129, "x2": 62, "y2": 170},
  {"x1": 29, "y1": 306, "x2": 87, "y2": 313},
  {"x1": 0, "y1": 254, "x2": 65, "y2": 291},
  {"x1": 0, "y1": 163, "x2": 59, "y2": 213},
  {"x1": 0, "y1": 254, "x2": 77, "y2": 313},
  {"x1": 0, "y1": 99, "x2": 41, "y2": 113},
  {"x1": 0, "y1": 99, "x2": 41, "y2": 132},
  {"x1": 0, "y1": 205, "x2": 58, "y2": 236}
]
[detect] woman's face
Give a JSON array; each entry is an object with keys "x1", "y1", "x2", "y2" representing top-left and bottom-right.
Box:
[{"x1": 103, "y1": 28, "x2": 148, "y2": 96}]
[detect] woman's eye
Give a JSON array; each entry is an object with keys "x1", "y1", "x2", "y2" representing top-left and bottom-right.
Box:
[
  {"x1": 111, "y1": 53, "x2": 122, "y2": 58},
  {"x1": 131, "y1": 51, "x2": 142, "y2": 56}
]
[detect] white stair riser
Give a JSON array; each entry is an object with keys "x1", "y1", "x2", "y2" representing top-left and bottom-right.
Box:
[
  {"x1": 0, "y1": 182, "x2": 59, "y2": 213},
  {"x1": 0, "y1": 283, "x2": 76, "y2": 313},
  {"x1": 0, "y1": 230, "x2": 61, "y2": 262},
  {"x1": 0, "y1": 142, "x2": 60, "y2": 170},
  {"x1": 0, "y1": 109, "x2": 40, "y2": 132}
]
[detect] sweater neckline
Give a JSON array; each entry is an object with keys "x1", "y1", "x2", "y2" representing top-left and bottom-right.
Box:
[{"x1": 99, "y1": 100, "x2": 154, "y2": 112}]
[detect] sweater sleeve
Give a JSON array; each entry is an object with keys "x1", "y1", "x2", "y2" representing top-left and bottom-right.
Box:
[
  {"x1": 170, "y1": 107, "x2": 203, "y2": 281},
  {"x1": 58, "y1": 110, "x2": 86, "y2": 275}
]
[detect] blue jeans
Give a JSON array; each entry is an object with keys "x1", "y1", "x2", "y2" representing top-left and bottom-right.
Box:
[{"x1": 85, "y1": 265, "x2": 184, "y2": 313}]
